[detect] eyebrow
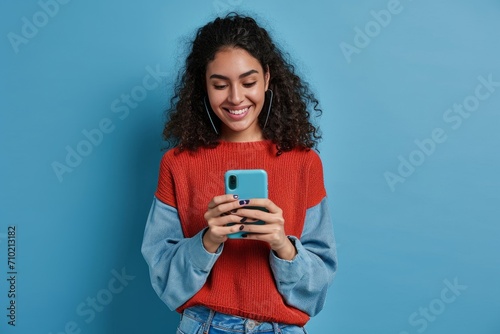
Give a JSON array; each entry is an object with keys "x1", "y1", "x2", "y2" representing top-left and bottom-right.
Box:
[{"x1": 209, "y1": 69, "x2": 259, "y2": 80}]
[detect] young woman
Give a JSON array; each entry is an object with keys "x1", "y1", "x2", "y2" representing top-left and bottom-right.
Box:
[{"x1": 141, "y1": 13, "x2": 337, "y2": 334}]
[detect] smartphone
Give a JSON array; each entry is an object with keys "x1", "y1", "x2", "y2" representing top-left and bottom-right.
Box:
[{"x1": 224, "y1": 169, "x2": 268, "y2": 239}]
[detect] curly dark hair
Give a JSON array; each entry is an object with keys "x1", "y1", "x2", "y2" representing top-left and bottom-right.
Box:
[{"x1": 163, "y1": 12, "x2": 322, "y2": 153}]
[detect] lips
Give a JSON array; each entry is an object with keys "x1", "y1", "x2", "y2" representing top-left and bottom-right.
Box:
[
  {"x1": 227, "y1": 107, "x2": 249, "y2": 115},
  {"x1": 223, "y1": 106, "x2": 252, "y2": 118}
]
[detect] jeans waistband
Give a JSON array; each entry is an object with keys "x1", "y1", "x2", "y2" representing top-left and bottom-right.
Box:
[{"x1": 182, "y1": 305, "x2": 282, "y2": 333}]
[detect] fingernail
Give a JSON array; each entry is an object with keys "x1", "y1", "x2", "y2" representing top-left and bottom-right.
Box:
[
  {"x1": 239, "y1": 225, "x2": 245, "y2": 231},
  {"x1": 239, "y1": 200, "x2": 250, "y2": 205},
  {"x1": 233, "y1": 194, "x2": 239, "y2": 199},
  {"x1": 240, "y1": 217, "x2": 247, "y2": 223}
]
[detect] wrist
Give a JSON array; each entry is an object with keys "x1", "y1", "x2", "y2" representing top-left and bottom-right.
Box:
[
  {"x1": 202, "y1": 230, "x2": 221, "y2": 253},
  {"x1": 274, "y1": 237, "x2": 297, "y2": 260}
]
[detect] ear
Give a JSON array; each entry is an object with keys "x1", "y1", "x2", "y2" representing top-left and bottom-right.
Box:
[{"x1": 264, "y1": 66, "x2": 270, "y2": 91}]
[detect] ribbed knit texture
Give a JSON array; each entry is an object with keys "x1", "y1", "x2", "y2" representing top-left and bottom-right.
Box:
[{"x1": 155, "y1": 140, "x2": 326, "y2": 326}]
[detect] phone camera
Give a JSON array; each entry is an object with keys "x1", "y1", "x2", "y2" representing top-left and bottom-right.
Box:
[{"x1": 229, "y1": 175, "x2": 237, "y2": 190}]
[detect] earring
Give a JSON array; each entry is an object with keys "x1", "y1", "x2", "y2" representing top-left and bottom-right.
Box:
[
  {"x1": 203, "y1": 96, "x2": 219, "y2": 135},
  {"x1": 263, "y1": 89, "x2": 273, "y2": 129}
]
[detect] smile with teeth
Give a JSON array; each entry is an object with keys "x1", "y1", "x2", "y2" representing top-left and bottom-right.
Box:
[{"x1": 226, "y1": 107, "x2": 249, "y2": 115}]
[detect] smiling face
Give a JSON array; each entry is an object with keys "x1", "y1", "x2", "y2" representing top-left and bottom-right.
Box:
[{"x1": 205, "y1": 47, "x2": 270, "y2": 142}]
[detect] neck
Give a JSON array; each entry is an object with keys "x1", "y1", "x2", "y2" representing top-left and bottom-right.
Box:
[{"x1": 220, "y1": 129, "x2": 264, "y2": 142}]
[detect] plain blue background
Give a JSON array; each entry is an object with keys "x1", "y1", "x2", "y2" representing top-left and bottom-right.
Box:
[{"x1": 1, "y1": 0, "x2": 499, "y2": 333}]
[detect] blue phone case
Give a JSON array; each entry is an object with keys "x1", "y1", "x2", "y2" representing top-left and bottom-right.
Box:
[{"x1": 224, "y1": 169, "x2": 268, "y2": 239}]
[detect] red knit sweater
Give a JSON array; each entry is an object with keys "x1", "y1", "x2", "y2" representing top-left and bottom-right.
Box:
[{"x1": 155, "y1": 140, "x2": 326, "y2": 326}]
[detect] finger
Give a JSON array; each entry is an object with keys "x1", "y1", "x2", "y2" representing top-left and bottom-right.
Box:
[
  {"x1": 241, "y1": 222, "x2": 282, "y2": 235},
  {"x1": 207, "y1": 194, "x2": 240, "y2": 209},
  {"x1": 235, "y1": 208, "x2": 267, "y2": 221},
  {"x1": 236, "y1": 208, "x2": 285, "y2": 226},
  {"x1": 238, "y1": 217, "x2": 259, "y2": 223},
  {"x1": 205, "y1": 196, "x2": 242, "y2": 221},
  {"x1": 207, "y1": 214, "x2": 246, "y2": 228},
  {"x1": 220, "y1": 208, "x2": 242, "y2": 217},
  {"x1": 206, "y1": 202, "x2": 244, "y2": 220},
  {"x1": 211, "y1": 197, "x2": 255, "y2": 217},
  {"x1": 210, "y1": 223, "x2": 246, "y2": 239},
  {"x1": 238, "y1": 198, "x2": 281, "y2": 214}
]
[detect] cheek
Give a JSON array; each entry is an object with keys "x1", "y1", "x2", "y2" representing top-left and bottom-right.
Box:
[
  {"x1": 207, "y1": 90, "x2": 225, "y2": 107},
  {"x1": 249, "y1": 90, "x2": 266, "y2": 106}
]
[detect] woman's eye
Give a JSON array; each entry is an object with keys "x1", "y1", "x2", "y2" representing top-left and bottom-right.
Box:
[
  {"x1": 214, "y1": 84, "x2": 227, "y2": 90},
  {"x1": 243, "y1": 82, "x2": 257, "y2": 88}
]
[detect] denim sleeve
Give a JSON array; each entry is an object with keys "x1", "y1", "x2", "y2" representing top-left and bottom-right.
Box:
[
  {"x1": 269, "y1": 197, "x2": 337, "y2": 317},
  {"x1": 141, "y1": 197, "x2": 223, "y2": 311}
]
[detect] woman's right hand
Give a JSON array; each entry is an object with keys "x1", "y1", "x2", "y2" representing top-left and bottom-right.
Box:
[{"x1": 202, "y1": 194, "x2": 247, "y2": 253}]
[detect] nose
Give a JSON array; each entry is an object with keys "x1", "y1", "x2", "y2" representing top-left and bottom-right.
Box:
[{"x1": 227, "y1": 85, "x2": 243, "y2": 105}]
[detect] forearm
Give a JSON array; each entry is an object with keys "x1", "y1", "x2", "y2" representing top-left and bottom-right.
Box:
[
  {"x1": 269, "y1": 197, "x2": 337, "y2": 316},
  {"x1": 141, "y1": 197, "x2": 223, "y2": 310}
]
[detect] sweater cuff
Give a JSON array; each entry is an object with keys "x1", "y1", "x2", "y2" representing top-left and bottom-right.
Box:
[
  {"x1": 188, "y1": 228, "x2": 223, "y2": 272},
  {"x1": 269, "y1": 236, "x2": 306, "y2": 283}
]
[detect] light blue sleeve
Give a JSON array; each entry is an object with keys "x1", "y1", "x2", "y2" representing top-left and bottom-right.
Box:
[
  {"x1": 141, "y1": 197, "x2": 223, "y2": 311},
  {"x1": 269, "y1": 197, "x2": 337, "y2": 316}
]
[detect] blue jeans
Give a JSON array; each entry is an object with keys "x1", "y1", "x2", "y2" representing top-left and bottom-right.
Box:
[{"x1": 176, "y1": 306, "x2": 309, "y2": 334}]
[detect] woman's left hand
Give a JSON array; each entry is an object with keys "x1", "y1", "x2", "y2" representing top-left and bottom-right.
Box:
[{"x1": 235, "y1": 198, "x2": 297, "y2": 260}]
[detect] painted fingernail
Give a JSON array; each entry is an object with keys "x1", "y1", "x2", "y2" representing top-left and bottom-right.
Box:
[
  {"x1": 240, "y1": 217, "x2": 247, "y2": 223},
  {"x1": 239, "y1": 200, "x2": 250, "y2": 205},
  {"x1": 239, "y1": 225, "x2": 245, "y2": 231},
  {"x1": 233, "y1": 194, "x2": 239, "y2": 199}
]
